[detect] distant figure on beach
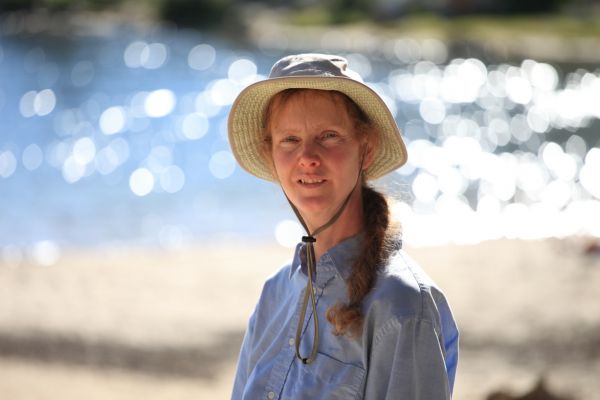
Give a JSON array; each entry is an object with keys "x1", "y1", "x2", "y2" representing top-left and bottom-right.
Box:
[{"x1": 227, "y1": 53, "x2": 459, "y2": 399}]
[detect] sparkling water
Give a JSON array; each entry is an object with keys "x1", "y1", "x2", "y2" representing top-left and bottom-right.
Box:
[{"x1": 1, "y1": 24, "x2": 599, "y2": 264}]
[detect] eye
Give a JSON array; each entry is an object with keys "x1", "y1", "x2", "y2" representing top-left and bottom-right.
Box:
[
  {"x1": 321, "y1": 131, "x2": 339, "y2": 140},
  {"x1": 276, "y1": 135, "x2": 301, "y2": 149},
  {"x1": 281, "y1": 135, "x2": 300, "y2": 143}
]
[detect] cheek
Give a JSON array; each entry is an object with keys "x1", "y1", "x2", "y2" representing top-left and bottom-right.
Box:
[
  {"x1": 331, "y1": 148, "x2": 360, "y2": 168},
  {"x1": 271, "y1": 149, "x2": 294, "y2": 175}
]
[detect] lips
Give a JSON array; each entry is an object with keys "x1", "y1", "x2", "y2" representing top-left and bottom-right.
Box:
[
  {"x1": 299, "y1": 178, "x2": 324, "y2": 184},
  {"x1": 297, "y1": 176, "x2": 326, "y2": 186}
]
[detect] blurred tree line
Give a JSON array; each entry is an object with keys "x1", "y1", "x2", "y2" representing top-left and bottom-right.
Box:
[{"x1": 0, "y1": 0, "x2": 594, "y2": 29}]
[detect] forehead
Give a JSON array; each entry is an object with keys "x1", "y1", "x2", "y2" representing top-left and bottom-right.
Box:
[{"x1": 269, "y1": 90, "x2": 352, "y2": 128}]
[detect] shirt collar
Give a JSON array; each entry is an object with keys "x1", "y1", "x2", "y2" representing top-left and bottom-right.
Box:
[{"x1": 290, "y1": 233, "x2": 365, "y2": 284}]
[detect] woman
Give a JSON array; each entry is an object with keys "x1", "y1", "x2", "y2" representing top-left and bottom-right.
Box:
[{"x1": 228, "y1": 54, "x2": 458, "y2": 399}]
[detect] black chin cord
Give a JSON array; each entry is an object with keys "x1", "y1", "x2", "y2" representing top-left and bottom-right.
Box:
[
  {"x1": 286, "y1": 180, "x2": 359, "y2": 364},
  {"x1": 285, "y1": 160, "x2": 365, "y2": 364}
]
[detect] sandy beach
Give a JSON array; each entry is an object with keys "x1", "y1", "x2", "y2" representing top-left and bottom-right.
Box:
[{"x1": 1, "y1": 238, "x2": 599, "y2": 399}]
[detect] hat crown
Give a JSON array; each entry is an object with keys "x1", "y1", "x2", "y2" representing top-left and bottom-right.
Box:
[{"x1": 269, "y1": 53, "x2": 364, "y2": 82}]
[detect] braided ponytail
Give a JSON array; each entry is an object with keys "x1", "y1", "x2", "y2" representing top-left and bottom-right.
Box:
[{"x1": 326, "y1": 185, "x2": 398, "y2": 337}]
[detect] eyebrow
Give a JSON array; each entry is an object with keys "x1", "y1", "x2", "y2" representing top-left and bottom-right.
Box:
[{"x1": 271, "y1": 123, "x2": 349, "y2": 135}]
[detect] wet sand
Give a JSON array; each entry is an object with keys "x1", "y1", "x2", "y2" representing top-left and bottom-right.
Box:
[{"x1": 1, "y1": 238, "x2": 599, "y2": 399}]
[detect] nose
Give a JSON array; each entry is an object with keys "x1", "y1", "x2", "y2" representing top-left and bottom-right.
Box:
[{"x1": 298, "y1": 142, "x2": 320, "y2": 168}]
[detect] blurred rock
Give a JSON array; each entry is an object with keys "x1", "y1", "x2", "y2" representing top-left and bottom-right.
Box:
[
  {"x1": 583, "y1": 238, "x2": 600, "y2": 258},
  {"x1": 486, "y1": 378, "x2": 574, "y2": 400}
]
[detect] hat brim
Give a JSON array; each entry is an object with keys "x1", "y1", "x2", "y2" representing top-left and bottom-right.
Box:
[{"x1": 227, "y1": 76, "x2": 407, "y2": 181}]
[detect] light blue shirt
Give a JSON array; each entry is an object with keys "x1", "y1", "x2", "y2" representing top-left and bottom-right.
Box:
[{"x1": 232, "y1": 235, "x2": 459, "y2": 400}]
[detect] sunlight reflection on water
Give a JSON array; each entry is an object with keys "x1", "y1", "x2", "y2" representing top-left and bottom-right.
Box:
[{"x1": 0, "y1": 24, "x2": 599, "y2": 264}]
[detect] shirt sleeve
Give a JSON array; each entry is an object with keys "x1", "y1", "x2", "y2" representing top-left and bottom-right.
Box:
[
  {"x1": 231, "y1": 310, "x2": 257, "y2": 399},
  {"x1": 363, "y1": 317, "x2": 452, "y2": 400},
  {"x1": 434, "y1": 291, "x2": 459, "y2": 393}
]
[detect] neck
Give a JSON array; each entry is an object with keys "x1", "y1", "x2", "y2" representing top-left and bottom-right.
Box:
[{"x1": 307, "y1": 187, "x2": 364, "y2": 261}]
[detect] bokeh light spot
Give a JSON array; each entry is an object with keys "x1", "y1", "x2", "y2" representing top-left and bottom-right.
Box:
[
  {"x1": 209, "y1": 151, "x2": 236, "y2": 179},
  {"x1": 580, "y1": 148, "x2": 600, "y2": 199},
  {"x1": 517, "y1": 158, "x2": 549, "y2": 194},
  {"x1": 33, "y1": 89, "x2": 56, "y2": 116},
  {"x1": 0, "y1": 150, "x2": 17, "y2": 178},
  {"x1": 19, "y1": 90, "x2": 37, "y2": 117},
  {"x1": 275, "y1": 219, "x2": 303, "y2": 248},
  {"x1": 412, "y1": 172, "x2": 438, "y2": 203},
  {"x1": 346, "y1": 53, "x2": 372, "y2": 79},
  {"x1": 124, "y1": 41, "x2": 147, "y2": 68},
  {"x1": 62, "y1": 156, "x2": 86, "y2": 183},
  {"x1": 71, "y1": 60, "x2": 95, "y2": 87},
  {"x1": 181, "y1": 113, "x2": 209, "y2": 140},
  {"x1": 188, "y1": 44, "x2": 216, "y2": 71},
  {"x1": 510, "y1": 114, "x2": 532, "y2": 143},
  {"x1": 99, "y1": 106, "x2": 126, "y2": 135},
  {"x1": 419, "y1": 97, "x2": 446, "y2": 124},
  {"x1": 421, "y1": 39, "x2": 448, "y2": 64},
  {"x1": 140, "y1": 43, "x2": 168, "y2": 69},
  {"x1": 72, "y1": 137, "x2": 96, "y2": 165},
  {"x1": 540, "y1": 180, "x2": 572, "y2": 209},
  {"x1": 22, "y1": 143, "x2": 44, "y2": 171},
  {"x1": 31, "y1": 240, "x2": 60, "y2": 266},
  {"x1": 129, "y1": 168, "x2": 155, "y2": 196},
  {"x1": 160, "y1": 165, "x2": 185, "y2": 193},
  {"x1": 194, "y1": 90, "x2": 222, "y2": 118},
  {"x1": 144, "y1": 89, "x2": 176, "y2": 118},
  {"x1": 527, "y1": 106, "x2": 550, "y2": 133},
  {"x1": 209, "y1": 79, "x2": 239, "y2": 106},
  {"x1": 529, "y1": 62, "x2": 558, "y2": 91},
  {"x1": 506, "y1": 75, "x2": 533, "y2": 104},
  {"x1": 228, "y1": 58, "x2": 257, "y2": 84}
]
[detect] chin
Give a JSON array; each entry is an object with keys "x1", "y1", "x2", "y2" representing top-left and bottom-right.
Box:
[{"x1": 294, "y1": 197, "x2": 340, "y2": 219}]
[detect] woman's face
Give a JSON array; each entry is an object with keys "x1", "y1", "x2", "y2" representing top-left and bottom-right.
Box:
[{"x1": 268, "y1": 90, "x2": 373, "y2": 225}]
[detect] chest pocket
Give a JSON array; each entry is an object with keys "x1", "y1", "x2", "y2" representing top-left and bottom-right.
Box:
[{"x1": 285, "y1": 351, "x2": 366, "y2": 400}]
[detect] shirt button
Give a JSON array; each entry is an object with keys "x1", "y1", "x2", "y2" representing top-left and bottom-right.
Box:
[
  {"x1": 288, "y1": 338, "x2": 295, "y2": 346},
  {"x1": 267, "y1": 391, "x2": 276, "y2": 399}
]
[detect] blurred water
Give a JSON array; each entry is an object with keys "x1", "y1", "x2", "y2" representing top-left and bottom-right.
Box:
[{"x1": 1, "y1": 24, "x2": 599, "y2": 263}]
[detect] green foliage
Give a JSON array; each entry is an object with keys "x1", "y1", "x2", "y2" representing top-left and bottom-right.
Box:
[
  {"x1": 0, "y1": 0, "x2": 596, "y2": 36},
  {"x1": 288, "y1": 6, "x2": 331, "y2": 26},
  {"x1": 0, "y1": 0, "x2": 122, "y2": 13},
  {"x1": 82, "y1": 0, "x2": 122, "y2": 12},
  {"x1": 43, "y1": 0, "x2": 82, "y2": 11},
  {"x1": 159, "y1": 0, "x2": 238, "y2": 29},
  {"x1": 503, "y1": 0, "x2": 567, "y2": 14},
  {"x1": 326, "y1": 0, "x2": 370, "y2": 24},
  {"x1": 0, "y1": 0, "x2": 35, "y2": 12}
]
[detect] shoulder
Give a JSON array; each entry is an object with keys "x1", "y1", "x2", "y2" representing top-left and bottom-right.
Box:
[
  {"x1": 365, "y1": 250, "x2": 451, "y2": 325},
  {"x1": 260, "y1": 261, "x2": 294, "y2": 298},
  {"x1": 249, "y1": 260, "x2": 296, "y2": 324}
]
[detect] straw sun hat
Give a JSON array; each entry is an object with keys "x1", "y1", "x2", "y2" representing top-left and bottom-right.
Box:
[{"x1": 227, "y1": 53, "x2": 407, "y2": 181}]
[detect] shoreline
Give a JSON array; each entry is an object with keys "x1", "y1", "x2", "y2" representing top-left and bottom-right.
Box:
[{"x1": 3, "y1": 8, "x2": 600, "y2": 65}]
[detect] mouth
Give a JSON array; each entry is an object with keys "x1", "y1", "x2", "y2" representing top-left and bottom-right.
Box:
[{"x1": 298, "y1": 177, "x2": 326, "y2": 185}]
